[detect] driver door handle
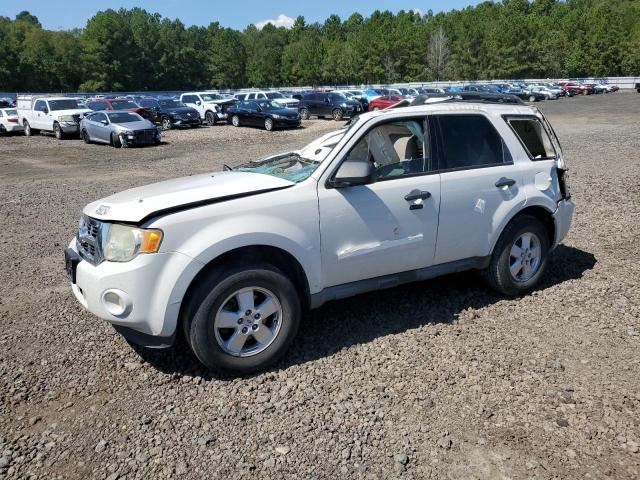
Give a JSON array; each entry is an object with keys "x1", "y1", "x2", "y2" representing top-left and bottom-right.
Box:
[
  {"x1": 495, "y1": 178, "x2": 516, "y2": 188},
  {"x1": 404, "y1": 190, "x2": 431, "y2": 202}
]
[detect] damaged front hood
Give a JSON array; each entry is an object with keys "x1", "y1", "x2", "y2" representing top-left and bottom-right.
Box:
[{"x1": 84, "y1": 171, "x2": 294, "y2": 223}]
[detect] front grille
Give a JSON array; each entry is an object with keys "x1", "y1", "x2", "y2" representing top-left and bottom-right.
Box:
[
  {"x1": 135, "y1": 129, "x2": 156, "y2": 143},
  {"x1": 77, "y1": 216, "x2": 104, "y2": 265}
]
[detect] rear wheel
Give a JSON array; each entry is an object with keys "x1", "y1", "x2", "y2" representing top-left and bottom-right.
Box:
[
  {"x1": 23, "y1": 120, "x2": 38, "y2": 136},
  {"x1": 232, "y1": 115, "x2": 241, "y2": 127},
  {"x1": 184, "y1": 263, "x2": 301, "y2": 374},
  {"x1": 300, "y1": 108, "x2": 310, "y2": 120},
  {"x1": 528, "y1": 95, "x2": 536, "y2": 102},
  {"x1": 264, "y1": 117, "x2": 274, "y2": 131},
  {"x1": 205, "y1": 111, "x2": 216, "y2": 126},
  {"x1": 332, "y1": 108, "x2": 344, "y2": 121},
  {"x1": 0, "y1": 125, "x2": 5, "y2": 135},
  {"x1": 483, "y1": 215, "x2": 550, "y2": 296}
]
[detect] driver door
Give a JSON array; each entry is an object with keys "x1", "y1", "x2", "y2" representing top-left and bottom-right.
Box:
[{"x1": 318, "y1": 116, "x2": 441, "y2": 287}]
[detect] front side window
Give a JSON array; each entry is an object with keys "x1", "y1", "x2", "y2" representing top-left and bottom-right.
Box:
[
  {"x1": 34, "y1": 100, "x2": 46, "y2": 112},
  {"x1": 507, "y1": 117, "x2": 556, "y2": 160},
  {"x1": 343, "y1": 119, "x2": 427, "y2": 179},
  {"x1": 436, "y1": 114, "x2": 509, "y2": 170}
]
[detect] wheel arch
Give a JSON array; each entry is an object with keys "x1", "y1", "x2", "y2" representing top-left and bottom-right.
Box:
[
  {"x1": 490, "y1": 205, "x2": 556, "y2": 255},
  {"x1": 176, "y1": 244, "x2": 312, "y2": 336}
]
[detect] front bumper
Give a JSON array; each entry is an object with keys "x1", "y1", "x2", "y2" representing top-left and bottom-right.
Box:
[
  {"x1": 172, "y1": 117, "x2": 201, "y2": 127},
  {"x1": 274, "y1": 118, "x2": 301, "y2": 128},
  {"x1": 60, "y1": 122, "x2": 80, "y2": 133},
  {"x1": 66, "y1": 239, "x2": 199, "y2": 340},
  {"x1": 552, "y1": 199, "x2": 575, "y2": 247}
]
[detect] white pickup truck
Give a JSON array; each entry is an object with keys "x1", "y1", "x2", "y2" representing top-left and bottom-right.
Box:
[
  {"x1": 17, "y1": 95, "x2": 91, "y2": 139},
  {"x1": 66, "y1": 98, "x2": 574, "y2": 374}
]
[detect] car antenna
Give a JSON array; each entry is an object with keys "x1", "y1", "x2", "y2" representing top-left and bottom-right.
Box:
[{"x1": 223, "y1": 164, "x2": 233, "y2": 171}]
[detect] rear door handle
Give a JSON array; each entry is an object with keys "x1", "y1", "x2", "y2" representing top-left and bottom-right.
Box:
[
  {"x1": 404, "y1": 190, "x2": 431, "y2": 202},
  {"x1": 495, "y1": 178, "x2": 516, "y2": 188}
]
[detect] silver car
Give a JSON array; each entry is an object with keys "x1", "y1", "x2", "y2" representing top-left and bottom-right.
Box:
[{"x1": 80, "y1": 110, "x2": 161, "y2": 148}]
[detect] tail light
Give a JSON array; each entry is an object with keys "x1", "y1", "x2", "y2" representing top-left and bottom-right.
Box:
[{"x1": 8, "y1": 118, "x2": 18, "y2": 123}]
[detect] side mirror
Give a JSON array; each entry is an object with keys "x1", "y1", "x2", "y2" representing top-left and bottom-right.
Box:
[
  {"x1": 195, "y1": 101, "x2": 201, "y2": 106},
  {"x1": 100, "y1": 120, "x2": 109, "y2": 126},
  {"x1": 331, "y1": 160, "x2": 377, "y2": 188},
  {"x1": 43, "y1": 107, "x2": 49, "y2": 114}
]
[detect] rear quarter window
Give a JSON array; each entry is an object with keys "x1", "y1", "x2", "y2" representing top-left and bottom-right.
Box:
[{"x1": 506, "y1": 117, "x2": 556, "y2": 160}]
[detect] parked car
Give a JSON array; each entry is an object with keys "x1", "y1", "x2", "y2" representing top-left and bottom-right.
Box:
[
  {"x1": 234, "y1": 91, "x2": 299, "y2": 109},
  {"x1": 0, "y1": 108, "x2": 23, "y2": 135},
  {"x1": 528, "y1": 85, "x2": 558, "y2": 100},
  {"x1": 418, "y1": 87, "x2": 446, "y2": 94},
  {"x1": 586, "y1": 83, "x2": 607, "y2": 94},
  {"x1": 368, "y1": 94, "x2": 404, "y2": 111},
  {"x1": 65, "y1": 99, "x2": 574, "y2": 374},
  {"x1": 362, "y1": 89, "x2": 385, "y2": 101},
  {"x1": 138, "y1": 98, "x2": 201, "y2": 130},
  {"x1": 80, "y1": 110, "x2": 161, "y2": 148},
  {"x1": 557, "y1": 82, "x2": 592, "y2": 95},
  {"x1": 339, "y1": 91, "x2": 369, "y2": 111},
  {"x1": 179, "y1": 92, "x2": 232, "y2": 125},
  {"x1": 0, "y1": 98, "x2": 15, "y2": 108},
  {"x1": 298, "y1": 91, "x2": 363, "y2": 120},
  {"x1": 602, "y1": 84, "x2": 619, "y2": 93},
  {"x1": 227, "y1": 100, "x2": 301, "y2": 131},
  {"x1": 86, "y1": 98, "x2": 155, "y2": 122},
  {"x1": 17, "y1": 95, "x2": 91, "y2": 139},
  {"x1": 397, "y1": 87, "x2": 420, "y2": 98}
]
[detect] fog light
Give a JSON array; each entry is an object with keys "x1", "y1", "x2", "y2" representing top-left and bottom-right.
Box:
[{"x1": 102, "y1": 289, "x2": 132, "y2": 317}]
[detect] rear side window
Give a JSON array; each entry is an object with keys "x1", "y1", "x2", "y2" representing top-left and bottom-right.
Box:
[
  {"x1": 507, "y1": 118, "x2": 556, "y2": 160},
  {"x1": 436, "y1": 114, "x2": 510, "y2": 170}
]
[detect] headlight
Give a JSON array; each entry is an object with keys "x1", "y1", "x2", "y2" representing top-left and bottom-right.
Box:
[
  {"x1": 271, "y1": 114, "x2": 282, "y2": 119},
  {"x1": 341, "y1": 103, "x2": 348, "y2": 107},
  {"x1": 58, "y1": 115, "x2": 75, "y2": 122},
  {"x1": 103, "y1": 224, "x2": 163, "y2": 262}
]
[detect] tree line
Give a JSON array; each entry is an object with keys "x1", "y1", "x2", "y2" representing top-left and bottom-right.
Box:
[{"x1": 0, "y1": 0, "x2": 638, "y2": 93}]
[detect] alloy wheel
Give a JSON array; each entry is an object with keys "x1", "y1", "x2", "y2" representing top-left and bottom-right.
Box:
[
  {"x1": 213, "y1": 287, "x2": 283, "y2": 357},
  {"x1": 509, "y1": 232, "x2": 542, "y2": 282}
]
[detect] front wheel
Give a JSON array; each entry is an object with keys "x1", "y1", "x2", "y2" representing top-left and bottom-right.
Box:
[
  {"x1": 231, "y1": 115, "x2": 241, "y2": 127},
  {"x1": 111, "y1": 132, "x2": 122, "y2": 148},
  {"x1": 161, "y1": 117, "x2": 172, "y2": 130},
  {"x1": 185, "y1": 263, "x2": 301, "y2": 374},
  {"x1": 0, "y1": 125, "x2": 5, "y2": 135},
  {"x1": 528, "y1": 95, "x2": 536, "y2": 102},
  {"x1": 300, "y1": 108, "x2": 310, "y2": 120},
  {"x1": 482, "y1": 215, "x2": 550, "y2": 296},
  {"x1": 264, "y1": 117, "x2": 274, "y2": 131},
  {"x1": 332, "y1": 108, "x2": 344, "y2": 121},
  {"x1": 53, "y1": 122, "x2": 64, "y2": 140},
  {"x1": 81, "y1": 129, "x2": 91, "y2": 144},
  {"x1": 205, "y1": 111, "x2": 216, "y2": 126}
]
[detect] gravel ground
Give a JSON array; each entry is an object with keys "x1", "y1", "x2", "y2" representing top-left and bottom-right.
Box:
[{"x1": 0, "y1": 93, "x2": 639, "y2": 479}]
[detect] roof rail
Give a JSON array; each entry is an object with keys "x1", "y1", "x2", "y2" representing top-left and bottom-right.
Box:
[{"x1": 410, "y1": 92, "x2": 525, "y2": 106}]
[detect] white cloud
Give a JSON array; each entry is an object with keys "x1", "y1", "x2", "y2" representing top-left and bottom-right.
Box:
[{"x1": 255, "y1": 14, "x2": 295, "y2": 30}]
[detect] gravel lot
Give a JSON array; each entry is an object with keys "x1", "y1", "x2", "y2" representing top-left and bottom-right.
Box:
[{"x1": 1, "y1": 93, "x2": 639, "y2": 479}]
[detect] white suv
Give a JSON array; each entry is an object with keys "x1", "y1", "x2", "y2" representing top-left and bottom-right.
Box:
[
  {"x1": 235, "y1": 91, "x2": 299, "y2": 109},
  {"x1": 65, "y1": 100, "x2": 574, "y2": 374},
  {"x1": 179, "y1": 92, "x2": 230, "y2": 125}
]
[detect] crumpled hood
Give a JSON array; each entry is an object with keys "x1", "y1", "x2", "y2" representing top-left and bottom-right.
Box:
[
  {"x1": 83, "y1": 171, "x2": 294, "y2": 223},
  {"x1": 111, "y1": 120, "x2": 155, "y2": 131},
  {"x1": 54, "y1": 108, "x2": 92, "y2": 117}
]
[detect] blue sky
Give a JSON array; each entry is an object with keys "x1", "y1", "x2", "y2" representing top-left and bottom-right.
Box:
[{"x1": 0, "y1": 0, "x2": 483, "y2": 31}]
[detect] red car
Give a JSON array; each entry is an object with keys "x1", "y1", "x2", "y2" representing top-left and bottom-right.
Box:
[
  {"x1": 557, "y1": 82, "x2": 593, "y2": 95},
  {"x1": 86, "y1": 98, "x2": 155, "y2": 121},
  {"x1": 368, "y1": 94, "x2": 404, "y2": 111}
]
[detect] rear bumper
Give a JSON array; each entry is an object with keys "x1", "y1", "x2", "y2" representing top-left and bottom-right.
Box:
[
  {"x1": 3, "y1": 123, "x2": 23, "y2": 132},
  {"x1": 552, "y1": 199, "x2": 575, "y2": 247}
]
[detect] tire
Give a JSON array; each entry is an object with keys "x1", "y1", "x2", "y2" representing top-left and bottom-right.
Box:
[
  {"x1": 53, "y1": 122, "x2": 64, "y2": 140},
  {"x1": 205, "y1": 111, "x2": 216, "y2": 126},
  {"x1": 264, "y1": 117, "x2": 274, "y2": 131},
  {"x1": 332, "y1": 109, "x2": 344, "y2": 121},
  {"x1": 482, "y1": 215, "x2": 550, "y2": 296},
  {"x1": 111, "y1": 132, "x2": 122, "y2": 148},
  {"x1": 81, "y1": 129, "x2": 91, "y2": 144},
  {"x1": 528, "y1": 95, "x2": 536, "y2": 102},
  {"x1": 184, "y1": 263, "x2": 301, "y2": 374},
  {"x1": 161, "y1": 117, "x2": 172, "y2": 130},
  {"x1": 231, "y1": 115, "x2": 241, "y2": 127},
  {"x1": 0, "y1": 125, "x2": 5, "y2": 135},
  {"x1": 300, "y1": 108, "x2": 310, "y2": 120}
]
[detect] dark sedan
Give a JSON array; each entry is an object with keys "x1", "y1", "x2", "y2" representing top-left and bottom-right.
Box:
[
  {"x1": 138, "y1": 98, "x2": 201, "y2": 130},
  {"x1": 227, "y1": 100, "x2": 301, "y2": 131}
]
